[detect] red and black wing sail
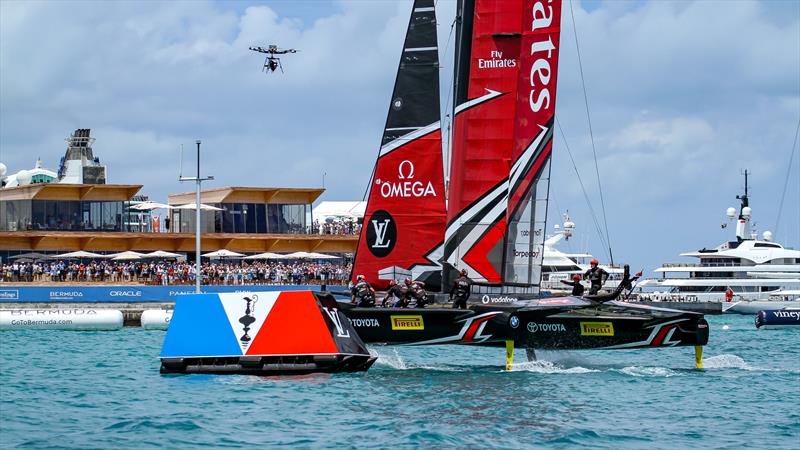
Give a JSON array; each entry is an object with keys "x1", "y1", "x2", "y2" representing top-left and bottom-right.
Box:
[
  {"x1": 503, "y1": 0, "x2": 562, "y2": 288},
  {"x1": 444, "y1": 0, "x2": 562, "y2": 289},
  {"x1": 352, "y1": 0, "x2": 447, "y2": 290},
  {"x1": 443, "y1": 0, "x2": 523, "y2": 284}
]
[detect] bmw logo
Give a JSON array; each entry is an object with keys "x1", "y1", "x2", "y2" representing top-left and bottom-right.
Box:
[{"x1": 509, "y1": 316, "x2": 519, "y2": 329}]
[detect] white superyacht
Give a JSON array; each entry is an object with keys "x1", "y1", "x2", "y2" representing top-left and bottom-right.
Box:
[{"x1": 636, "y1": 174, "x2": 800, "y2": 314}]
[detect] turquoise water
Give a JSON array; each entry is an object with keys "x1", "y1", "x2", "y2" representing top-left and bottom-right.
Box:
[{"x1": 1, "y1": 315, "x2": 798, "y2": 449}]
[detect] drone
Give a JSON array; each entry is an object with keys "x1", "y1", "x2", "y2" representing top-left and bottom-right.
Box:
[{"x1": 248, "y1": 45, "x2": 298, "y2": 74}]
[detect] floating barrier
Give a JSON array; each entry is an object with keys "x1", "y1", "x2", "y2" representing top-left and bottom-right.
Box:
[
  {"x1": 0, "y1": 309, "x2": 123, "y2": 330},
  {"x1": 755, "y1": 308, "x2": 800, "y2": 329},
  {"x1": 141, "y1": 310, "x2": 173, "y2": 330},
  {"x1": 160, "y1": 291, "x2": 375, "y2": 375}
]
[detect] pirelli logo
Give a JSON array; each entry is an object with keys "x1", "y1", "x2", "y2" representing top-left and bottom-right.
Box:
[
  {"x1": 391, "y1": 315, "x2": 424, "y2": 330},
  {"x1": 580, "y1": 321, "x2": 614, "y2": 336}
]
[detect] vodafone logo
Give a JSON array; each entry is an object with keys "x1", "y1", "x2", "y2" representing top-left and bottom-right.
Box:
[{"x1": 375, "y1": 160, "x2": 436, "y2": 198}]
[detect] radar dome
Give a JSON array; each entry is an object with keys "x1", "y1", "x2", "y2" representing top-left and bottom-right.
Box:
[
  {"x1": 564, "y1": 220, "x2": 575, "y2": 230},
  {"x1": 16, "y1": 169, "x2": 31, "y2": 186},
  {"x1": 0, "y1": 162, "x2": 6, "y2": 177},
  {"x1": 726, "y1": 207, "x2": 736, "y2": 218},
  {"x1": 763, "y1": 231, "x2": 773, "y2": 241},
  {"x1": 742, "y1": 206, "x2": 752, "y2": 218}
]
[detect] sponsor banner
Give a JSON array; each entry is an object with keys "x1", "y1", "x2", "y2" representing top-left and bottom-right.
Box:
[
  {"x1": 580, "y1": 321, "x2": 614, "y2": 337},
  {"x1": 390, "y1": 315, "x2": 425, "y2": 330},
  {"x1": 480, "y1": 294, "x2": 518, "y2": 304},
  {"x1": 0, "y1": 285, "x2": 320, "y2": 303},
  {"x1": 348, "y1": 317, "x2": 381, "y2": 328},
  {"x1": 526, "y1": 321, "x2": 566, "y2": 333}
]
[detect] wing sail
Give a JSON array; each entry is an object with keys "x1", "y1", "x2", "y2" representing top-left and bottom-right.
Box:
[{"x1": 352, "y1": 0, "x2": 447, "y2": 290}]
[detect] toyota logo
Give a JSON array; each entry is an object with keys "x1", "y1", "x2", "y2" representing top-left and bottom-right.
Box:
[{"x1": 527, "y1": 322, "x2": 538, "y2": 333}]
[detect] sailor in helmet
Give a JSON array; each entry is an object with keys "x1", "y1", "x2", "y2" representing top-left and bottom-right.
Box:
[
  {"x1": 351, "y1": 274, "x2": 376, "y2": 307},
  {"x1": 583, "y1": 259, "x2": 609, "y2": 295},
  {"x1": 381, "y1": 279, "x2": 405, "y2": 308},
  {"x1": 450, "y1": 268, "x2": 473, "y2": 309},
  {"x1": 403, "y1": 277, "x2": 430, "y2": 308},
  {"x1": 560, "y1": 273, "x2": 585, "y2": 297}
]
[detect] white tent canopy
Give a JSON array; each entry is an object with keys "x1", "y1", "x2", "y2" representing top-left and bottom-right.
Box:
[
  {"x1": 144, "y1": 250, "x2": 184, "y2": 259},
  {"x1": 174, "y1": 203, "x2": 223, "y2": 211},
  {"x1": 306, "y1": 252, "x2": 341, "y2": 259},
  {"x1": 312, "y1": 201, "x2": 365, "y2": 220},
  {"x1": 243, "y1": 252, "x2": 285, "y2": 260},
  {"x1": 109, "y1": 251, "x2": 146, "y2": 260},
  {"x1": 129, "y1": 202, "x2": 173, "y2": 211},
  {"x1": 51, "y1": 251, "x2": 108, "y2": 259},
  {"x1": 283, "y1": 251, "x2": 316, "y2": 259},
  {"x1": 203, "y1": 249, "x2": 244, "y2": 258}
]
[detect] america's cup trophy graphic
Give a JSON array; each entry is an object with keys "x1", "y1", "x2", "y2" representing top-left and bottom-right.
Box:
[{"x1": 239, "y1": 295, "x2": 258, "y2": 343}]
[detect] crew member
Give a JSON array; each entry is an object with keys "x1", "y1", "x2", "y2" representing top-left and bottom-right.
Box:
[
  {"x1": 351, "y1": 275, "x2": 376, "y2": 307},
  {"x1": 450, "y1": 269, "x2": 472, "y2": 309},
  {"x1": 560, "y1": 274, "x2": 585, "y2": 296},
  {"x1": 382, "y1": 280, "x2": 404, "y2": 308},
  {"x1": 725, "y1": 286, "x2": 734, "y2": 303},
  {"x1": 403, "y1": 278, "x2": 430, "y2": 308},
  {"x1": 583, "y1": 259, "x2": 609, "y2": 295}
]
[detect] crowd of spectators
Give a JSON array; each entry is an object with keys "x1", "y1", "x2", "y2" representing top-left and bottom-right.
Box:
[
  {"x1": 0, "y1": 260, "x2": 353, "y2": 286},
  {"x1": 314, "y1": 218, "x2": 361, "y2": 236}
]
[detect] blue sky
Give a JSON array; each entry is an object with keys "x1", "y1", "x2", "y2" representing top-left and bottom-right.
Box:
[{"x1": 1, "y1": 0, "x2": 798, "y2": 274}]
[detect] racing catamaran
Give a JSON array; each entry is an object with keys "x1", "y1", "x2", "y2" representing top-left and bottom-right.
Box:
[
  {"x1": 344, "y1": 0, "x2": 709, "y2": 367},
  {"x1": 160, "y1": 0, "x2": 709, "y2": 375}
]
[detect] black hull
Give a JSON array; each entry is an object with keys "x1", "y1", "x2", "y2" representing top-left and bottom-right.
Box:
[{"x1": 339, "y1": 301, "x2": 708, "y2": 350}]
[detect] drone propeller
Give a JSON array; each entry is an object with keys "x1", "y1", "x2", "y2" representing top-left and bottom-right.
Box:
[{"x1": 249, "y1": 45, "x2": 297, "y2": 74}]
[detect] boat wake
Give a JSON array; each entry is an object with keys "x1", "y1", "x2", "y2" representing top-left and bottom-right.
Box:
[
  {"x1": 702, "y1": 354, "x2": 753, "y2": 370},
  {"x1": 616, "y1": 366, "x2": 679, "y2": 378},
  {"x1": 369, "y1": 348, "x2": 466, "y2": 372},
  {"x1": 510, "y1": 360, "x2": 599, "y2": 374}
]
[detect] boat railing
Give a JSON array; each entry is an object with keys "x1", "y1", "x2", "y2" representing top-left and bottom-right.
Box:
[{"x1": 661, "y1": 262, "x2": 744, "y2": 268}]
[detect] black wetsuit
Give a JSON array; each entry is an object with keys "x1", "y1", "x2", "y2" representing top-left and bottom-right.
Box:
[
  {"x1": 584, "y1": 267, "x2": 609, "y2": 295},
  {"x1": 560, "y1": 279, "x2": 585, "y2": 296},
  {"x1": 382, "y1": 284, "x2": 405, "y2": 307},
  {"x1": 450, "y1": 275, "x2": 472, "y2": 309},
  {"x1": 405, "y1": 282, "x2": 429, "y2": 308},
  {"x1": 351, "y1": 280, "x2": 375, "y2": 307}
]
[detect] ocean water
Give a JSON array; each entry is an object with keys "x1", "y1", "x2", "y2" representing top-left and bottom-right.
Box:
[{"x1": 1, "y1": 315, "x2": 798, "y2": 449}]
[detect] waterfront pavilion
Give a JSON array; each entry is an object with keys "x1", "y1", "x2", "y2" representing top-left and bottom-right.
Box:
[{"x1": 0, "y1": 184, "x2": 357, "y2": 260}]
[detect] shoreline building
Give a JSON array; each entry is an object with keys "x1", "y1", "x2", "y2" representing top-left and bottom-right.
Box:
[{"x1": 0, "y1": 129, "x2": 357, "y2": 261}]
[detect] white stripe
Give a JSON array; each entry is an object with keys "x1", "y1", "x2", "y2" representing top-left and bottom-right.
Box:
[
  {"x1": 404, "y1": 46, "x2": 438, "y2": 52},
  {"x1": 379, "y1": 121, "x2": 440, "y2": 157},
  {"x1": 455, "y1": 89, "x2": 502, "y2": 114},
  {"x1": 508, "y1": 125, "x2": 548, "y2": 190},
  {"x1": 414, "y1": 7, "x2": 435, "y2": 12},
  {"x1": 385, "y1": 126, "x2": 422, "y2": 131}
]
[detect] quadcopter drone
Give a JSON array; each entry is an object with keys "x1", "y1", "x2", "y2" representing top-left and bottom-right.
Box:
[{"x1": 248, "y1": 45, "x2": 298, "y2": 74}]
